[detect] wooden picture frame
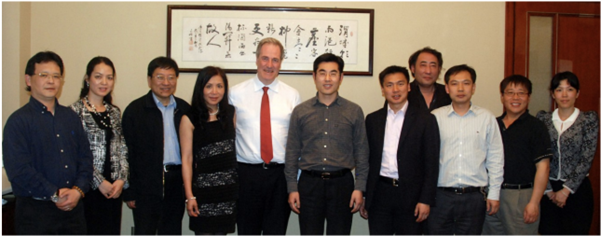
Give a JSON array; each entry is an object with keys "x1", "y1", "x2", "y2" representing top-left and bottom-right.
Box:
[{"x1": 167, "y1": 5, "x2": 374, "y2": 75}]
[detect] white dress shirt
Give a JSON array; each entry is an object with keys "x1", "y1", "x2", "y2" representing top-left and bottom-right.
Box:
[
  {"x1": 431, "y1": 104, "x2": 504, "y2": 200},
  {"x1": 551, "y1": 107, "x2": 580, "y2": 188},
  {"x1": 380, "y1": 102, "x2": 408, "y2": 179},
  {"x1": 229, "y1": 75, "x2": 301, "y2": 164}
]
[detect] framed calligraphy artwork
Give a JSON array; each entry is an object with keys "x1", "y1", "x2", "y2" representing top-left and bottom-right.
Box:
[{"x1": 167, "y1": 5, "x2": 374, "y2": 75}]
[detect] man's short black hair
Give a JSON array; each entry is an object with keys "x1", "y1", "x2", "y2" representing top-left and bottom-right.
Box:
[
  {"x1": 444, "y1": 64, "x2": 476, "y2": 84},
  {"x1": 24, "y1": 51, "x2": 64, "y2": 91},
  {"x1": 313, "y1": 53, "x2": 344, "y2": 74},
  {"x1": 500, "y1": 74, "x2": 532, "y2": 95},
  {"x1": 147, "y1": 57, "x2": 179, "y2": 78},
  {"x1": 378, "y1": 66, "x2": 410, "y2": 87},
  {"x1": 408, "y1": 47, "x2": 443, "y2": 77}
]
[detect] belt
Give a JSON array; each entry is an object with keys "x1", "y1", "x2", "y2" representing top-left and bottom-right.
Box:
[
  {"x1": 302, "y1": 169, "x2": 350, "y2": 180},
  {"x1": 239, "y1": 162, "x2": 284, "y2": 169},
  {"x1": 501, "y1": 183, "x2": 533, "y2": 189},
  {"x1": 163, "y1": 164, "x2": 181, "y2": 172},
  {"x1": 438, "y1": 186, "x2": 483, "y2": 194},
  {"x1": 32, "y1": 196, "x2": 51, "y2": 201},
  {"x1": 379, "y1": 176, "x2": 398, "y2": 187}
]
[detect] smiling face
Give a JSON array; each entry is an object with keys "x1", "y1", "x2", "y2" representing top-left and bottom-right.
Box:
[
  {"x1": 87, "y1": 62, "x2": 114, "y2": 100},
  {"x1": 501, "y1": 83, "x2": 530, "y2": 117},
  {"x1": 203, "y1": 75, "x2": 225, "y2": 110},
  {"x1": 552, "y1": 79, "x2": 579, "y2": 110},
  {"x1": 411, "y1": 52, "x2": 440, "y2": 87},
  {"x1": 382, "y1": 72, "x2": 410, "y2": 110},
  {"x1": 148, "y1": 67, "x2": 178, "y2": 105},
  {"x1": 445, "y1": 70, "x2": 475, "y2": 106},
  {"x1": 255, "y1": 43, "x2": 282, "y2": 85},
  {"x1": 313, "y1": 61, "x2": 343, "y2": 98},
  {"x1": 26, "y1": 61, "x2": 62, "y2": 104}
]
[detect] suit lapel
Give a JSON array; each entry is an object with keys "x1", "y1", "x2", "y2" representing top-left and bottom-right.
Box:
[
  {"x1": 397, "y1": 104, "x2": 416, "y2": 149},
  {"x1": 374, "y1": 109, "x2": 387, "y2": 161}
]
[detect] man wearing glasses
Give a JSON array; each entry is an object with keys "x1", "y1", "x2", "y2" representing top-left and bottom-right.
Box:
[
  {"x1": 122, "y1": 57, "x2": 191, "y2": 235},
  {"x1": 3, "y1": 51, "x2": 93, "y2": 234}
]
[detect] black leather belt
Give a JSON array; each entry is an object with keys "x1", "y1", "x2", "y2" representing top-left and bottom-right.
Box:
[
  {"x1": 501, "y1": 183, "x2": 533, "y2": 189},
  {"x1": 163, "y1": 164, "x2": 181, "y2": 172},
  {"x1": 379, "y1": 176, "x2": 398, "y2": 187},
  {"x1": 302, "y1": 169, "x2": 350, "y2": 179},
  {"x1": 239, "y1": 162, "x2": 284, "y2": 169},
  {"x1": 439, "y1": 186, "x2": 483, "y2": 194}
]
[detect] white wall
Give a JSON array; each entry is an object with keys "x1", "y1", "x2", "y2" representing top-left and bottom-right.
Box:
[{"x1": 2, "y1": 1, "x2": 506, "y2": 235}]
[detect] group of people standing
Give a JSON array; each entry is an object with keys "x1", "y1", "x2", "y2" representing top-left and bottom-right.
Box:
[{"x1": 3, "y1": 36, "x2": 597, "y2": 236}]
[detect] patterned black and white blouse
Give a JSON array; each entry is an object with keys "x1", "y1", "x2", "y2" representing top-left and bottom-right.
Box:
[
  {"x1": 70, "y1": 99, "x2": 129, "y2": 190},
  {"x1": 537, "y1": 109, "x2": 599, "y2": 193}
]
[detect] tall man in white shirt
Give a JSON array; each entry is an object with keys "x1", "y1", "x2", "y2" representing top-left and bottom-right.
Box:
[
  {"x1": 429, "y1": 64, "x2": 504, "y2": 235},
  {"x1": 229, "y1": 37, "x2": 301, "y2": 235}
]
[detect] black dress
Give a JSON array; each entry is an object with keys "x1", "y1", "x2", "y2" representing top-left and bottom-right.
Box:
[{"x1": 188, "y1": 104, "x2": 238, "y2": 233}]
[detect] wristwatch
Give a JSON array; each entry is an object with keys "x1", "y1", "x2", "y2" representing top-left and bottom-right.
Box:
[{"x1": 51, "y1": 190, "x2": 60, "y2": 203}]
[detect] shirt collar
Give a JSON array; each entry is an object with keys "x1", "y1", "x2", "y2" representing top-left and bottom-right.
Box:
[
  {"x1": 151, "y1": 92, "x2": 176, "y2": 108},
  {"x1": 447, "y1": 102, "x2": 474, "y2": 116},
  {"x1": 28, "y1": 96, "x2": 58, "y2": 112},
  {"x1": 387, "y1": 101, "x2": 409, "y2": 116},
  {"x1": 552, "y1": 107, "x2": 580, "y2": 122},
  {"x1": 312, "y1": 92, "x2": 342, "y2": 106},
  {"x1": 499, "y1": 109, "x2": 530, "y2": 121},
  {"x1": 253, "y1": 75, "x2": 280, "y2": 93}
]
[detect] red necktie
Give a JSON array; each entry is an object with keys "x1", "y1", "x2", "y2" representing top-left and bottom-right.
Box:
[{"x1": 260, "y1": 87, "x2": 273, "y2": 164}]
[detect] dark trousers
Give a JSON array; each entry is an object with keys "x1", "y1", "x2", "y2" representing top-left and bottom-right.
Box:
[
  {"x1": 298, "y1": 170, "x2": 354, "y2": 235},
  {"x1": 132, "y1": 169, "x2": 185, "y2": 235},
  {"x1": 539, "y1": 177, "x2": 593, "y2": 235},
  {"x1": 84, "y1": 188, "x2": 123, "y2": 235},
  {"x1": 427, "y1": 188, "x2": 486, "y2": 235},
  {"x1": 236, "y1": 163, "x2": 291, "y2": 235},
  {"x1": 15, "y1": 197, "x2": 86, "y2": 235},
  {"x1": 368, "y1": 179, "x2": 422, "y2": 235}
]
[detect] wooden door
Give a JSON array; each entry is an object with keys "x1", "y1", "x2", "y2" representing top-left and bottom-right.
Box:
[{"x1": 505, "y1": 2, "x2": 600, "y2": 234}]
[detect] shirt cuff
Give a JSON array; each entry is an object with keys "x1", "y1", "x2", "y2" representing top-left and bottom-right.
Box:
[
  {"x1": 487, "y1": 189, "x2": 500, "y2": 201},
  {"x1": 287, "y1": 182, "x2": 298, "y2": 193},
  {"x1": 354, "y1": 180, "x2": 366, "y2": 192},
  {"x1": 562, "y1": 184, "x2": 574, "y2": 194}
]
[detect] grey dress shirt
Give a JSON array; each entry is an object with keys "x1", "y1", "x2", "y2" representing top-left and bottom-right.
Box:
[{"x1": 285, "y1": 95, "x2": 369, "y2": 193}]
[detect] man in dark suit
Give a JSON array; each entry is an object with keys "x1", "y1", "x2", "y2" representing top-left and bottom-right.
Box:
[{"x1": 361, "y1": 66, "x2": 440, "y2": 235}]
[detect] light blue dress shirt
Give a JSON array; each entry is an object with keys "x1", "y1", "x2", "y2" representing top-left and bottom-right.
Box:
[
  {"x1": 431, "y1": 104, "x2": 504, "y2": 200},
  {"x1": 152, "y1": 93, "x2": 181, "y2": 165}
]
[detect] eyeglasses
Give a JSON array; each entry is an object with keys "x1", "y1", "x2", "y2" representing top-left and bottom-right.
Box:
[
  {"x1": 504, "y1": 91, "x2": 528, "y2": 98},
  {"x1": 154, "y1": 75, "x2": 176, "y2": 82},
  {"x1": 37, "y1": 72, "x2": 62, "y2": 80}
]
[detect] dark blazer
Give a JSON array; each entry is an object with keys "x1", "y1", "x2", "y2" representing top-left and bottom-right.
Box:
[
  {"x1": 364, "y1": 102, "x2": 440, "y2": 211},
  {"x1": 121, "y1": 91, "x2": 191, "y2": 201}
]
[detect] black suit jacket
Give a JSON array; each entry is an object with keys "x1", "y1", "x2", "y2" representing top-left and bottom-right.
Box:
[{"x1": 364, "y1": 102, "x2": 440, "y2": 211}]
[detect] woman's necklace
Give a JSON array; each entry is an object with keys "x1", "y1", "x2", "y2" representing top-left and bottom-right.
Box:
[
  {"x1": 85, "y1": 96, "x2": 112, "y2": 128},
  {"x1": 209, "y1": 104, "x2": 220, "y2": 116}
]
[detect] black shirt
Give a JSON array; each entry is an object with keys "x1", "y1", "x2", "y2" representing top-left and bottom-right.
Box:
[
  {"x1": 3, "y1": 97, "x2": 93, "y2": 198},
  {"x1": 497, "y1": 111, "x2": 552, "y2": 184},
  {"x1": 407, "y1": 81, "x2": 451, "y2": 112}
]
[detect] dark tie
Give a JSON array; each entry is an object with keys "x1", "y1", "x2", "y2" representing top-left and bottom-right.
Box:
[{"x1": 260, "y1": 87, "x2": 273, "y2": 164}]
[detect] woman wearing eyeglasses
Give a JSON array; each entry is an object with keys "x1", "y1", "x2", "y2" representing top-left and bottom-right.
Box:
[
  {"x1": 536, "y1": 71, "x2": 598, "y2": 235},
  {"x1": 70, "y1": 56, "x2": 128, "y2": 235}
]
